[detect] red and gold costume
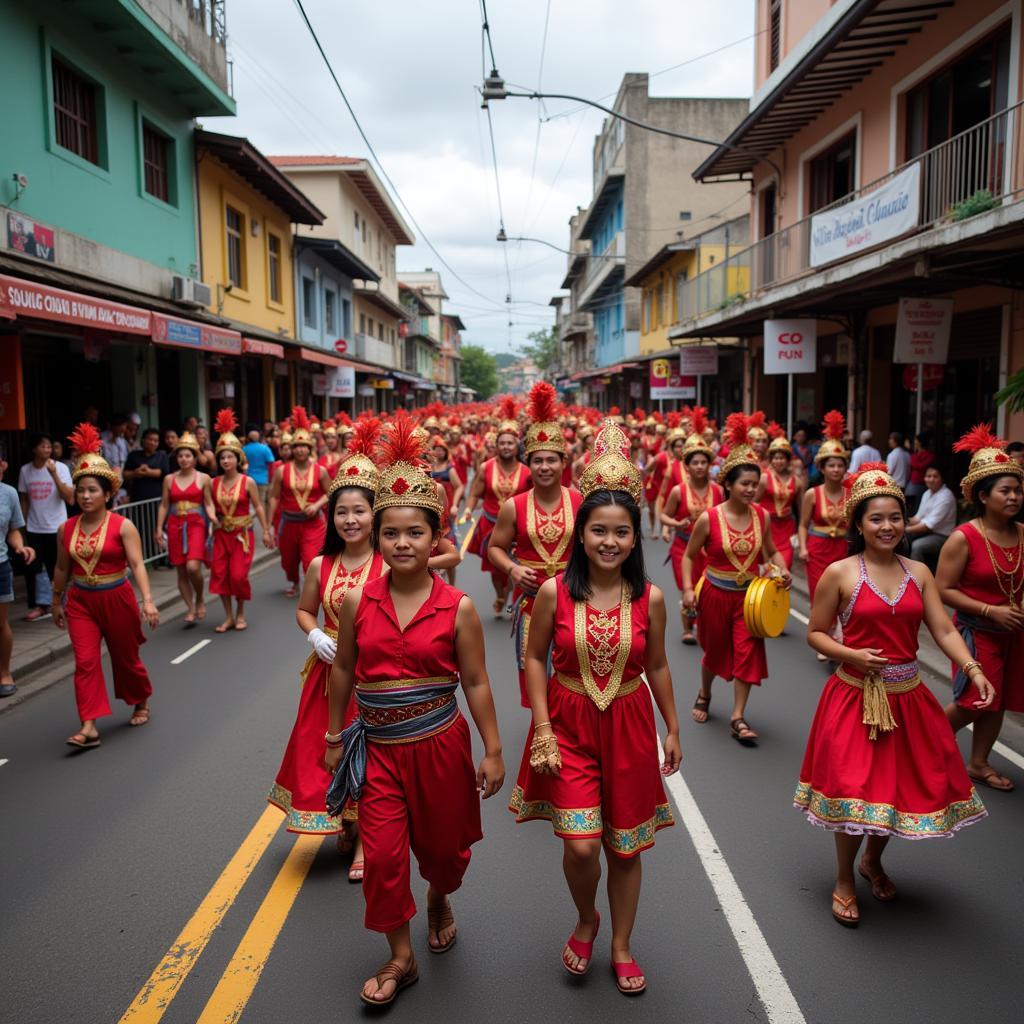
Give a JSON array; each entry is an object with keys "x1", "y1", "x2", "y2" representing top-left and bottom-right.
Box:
[
  {"x1": 166, "y1": 475, "x2": 209, "y2": 566},
  {"x1": 760, "y1": 468, "x2": 798, "y2": 571},
  {"x1": 63, "y1": 512, "x2": 152, "y2": 722},
  {"x1": 466, "y1": 456, "x2": 530, "y2": 585},
  {"x1": 795, "y1": 553, "x2": 986, "y2": 838},
  {"x1": 645, "y1": 447, "x2": 671, "y2": 507},
  {"x1": 210, "y1": 474, "x2": 254, "y2": 600},
  {"x1": 667, "y1": 476, "x2": 724, "y2": 591},
  {"x1": 277, "y1": 461, "x2": 327, "y2": 583},
  {"x1": 805, "y1": 485, "x2": 848, "y2": 600}
]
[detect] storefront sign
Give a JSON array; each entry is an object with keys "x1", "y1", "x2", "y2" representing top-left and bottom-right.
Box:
[
  {"x1": 809, "y1": 163, "x2": 920, "y2": 268},
  {"x1": 5, "y1": 213, "x2": 55, "y2": 263},
  {"x1": 152, "y1": 314, "x2": 242, "y2": 355},
  {"x1": 372, "y1": 378, "x2": 395, "y2": 390},
  {"x1": 649, "y1": 357, "x2": 696, "y2": 400},
  {"x1": 357, "y1": 384, "x2": 375, "y2": 397},
  {"x1": 0, "y1": 274, "x2": 151, "y2": 334},
  {"x1": 763, "y1": 319, "x2": 817, "y2": 375},
  {"x1": 328, "y1": 366, "x2": 356, "y2": 398},
  {"x1": 892, "y1": 297, "x2": 953, "y2": 364},
  {"x1": 678, "y1": 346, "x2": 718, "y2": 376},
  {"x1": 0, "y1": 336, "x2": 26, "y2": 430},
  {"x1": 242, "y1": 337, "x2": 285, "y2": 358},
  {"x1": 312, "y1": 373, "x2": 329, "y2": 396},
  {"x1": 902, "y1": 364, "x2": 944, "y2": 391}
]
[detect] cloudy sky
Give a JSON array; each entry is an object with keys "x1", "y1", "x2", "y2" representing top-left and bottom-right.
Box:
[{"x1": 204, "y1": 0, "x2": 755, "y2": 354}]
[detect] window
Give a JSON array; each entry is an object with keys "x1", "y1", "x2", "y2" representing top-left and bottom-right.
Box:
[
  {"x1": 225, "y1": 206, "x2": 245, "y2": 287},
  {"x1": 302, "y1": 277, "x2": 316, "y2": 328},
  {"x1": 643, "y1": 291, "x2": 653, "y2": 333},
  {"x1": 808, "y1": 131, "x2": 856, "y2": 213},
  {"x1": 267, "y1": 234, "x2": 282, "y2": 304},
  {"x1": 142, "y1": 123, "x2": 170, "y2": 202},
  {"x1": 359, "y1": 313, "x2": 366, "y2": 334},
  {"x1": 325, "y1": 289, "x2": 336, "y2": 334},
  {"x1": 52, "y1": 56, "x2": 100, "y2": 165},
  {"x1": 656, "y1": 283, "x2": 665, "y2": 328},
  {"x1": 769, "y1": 0, "x2": 782, "y2": 73}
]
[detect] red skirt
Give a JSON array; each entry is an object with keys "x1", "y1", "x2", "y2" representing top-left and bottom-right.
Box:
[
  {"x1": 954, "y1": 627, "x2": 1024, "y2": 713},
  {"x1": 769, "y1": 516, "x2": 795, "y2": 570},
  {"x1": 167, "y1": 513, "x2": 209, "y2": 566},
  {"x1": 698, "y1": 582, "x2": 767, "y2": 684},
  {"x1": 467, "y1": 513, "x2": 507, "y2": 585},
  {"x1": 509, "y1": 677, "x2": 674, "y2": 857},
  {"x1": 668, "y1": 534, "x2": 705, "y2": 593},
  {"x1": 805, "y1": 534, "x2": 846, "y2": 602},
  {"x1": 795, "y1": 674, "x2": 986, "y2": 839},
  {"x1": 209, "y1": 529, "x2": 254, "y2": 600}
]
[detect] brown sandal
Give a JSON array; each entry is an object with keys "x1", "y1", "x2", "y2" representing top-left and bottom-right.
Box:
[
  {"x1": 730, "y1": 718, "x2": 758, "y2": 744},
  {"x1": 426, "y1": 899, "x2": 457, "y2": 954},
  {"x1": 831, "y1": 891, "x2": 859, "y2": 927},
  {"x1": 359, "y1": 956, "x2": 419, "y2": 1006},
  {"x1": 130, "y1": 706, "x2": 150, "y2": 727},
  {"x1": 968, "y1": 766, "x2": 1015, "y2": 792},
  {"x1": 692, "y1": 693, "x2": 711, "y2": 723},
  {"x1": 858, "y1": 864, "x2": 898, "y2": 902}
]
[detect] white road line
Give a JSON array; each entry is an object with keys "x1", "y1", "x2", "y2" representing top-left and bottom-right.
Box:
[
  {"x1": 659, "y1": 741, "x2": 806, "y2": 1024},
  {"x1": 0, "y1": 759, "x2": 8, "y2": 768},
  {"x1": 788, "y1": 608, "x2": 810, "y2": 625},
  {"x1": 171, "y1": 639, "x2": 211, "y2": 665},
  {"x1": 966, "y1": 724, "x2": 1024, "y2": 773}
]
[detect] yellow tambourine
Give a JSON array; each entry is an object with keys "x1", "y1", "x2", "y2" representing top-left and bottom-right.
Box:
[
  {"x1": 694, "y1": 575, "x2": 705, "y2": 604},
  {"x1": 743, "y1": 576, "x2": 790, "y2": 639}
]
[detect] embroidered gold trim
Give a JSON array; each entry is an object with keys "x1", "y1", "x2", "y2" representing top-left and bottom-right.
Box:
[
  {"x1": 490, "y1": 459, "x2": 524, "y2": 505},
  {"x1": 356, "y1": 673, "x2": 459, "y2": 692},
  {"x1": 715, "y1": 505, "x2": 762, "y2": 581},
  {"x1": 573, "y1": 586, "x2": 632, "y2": 711},
  {"x1": 767, "y1": 468, "x2": 794, "y2": 518},
  {"x1": 214, "y1": 475, "x2": 243, "y2": 519},
  {"x1": 287, "y1": 462, "x2": 315, "y2": 511},
  {"x1": 815, "y1": 485, "x2": 848, "y2": 539},
  {"x1": 69, "y1": 512, "x2": 112, "y2": 585},
  {"x1": 524, "y1": 487, "x2": 575, "y2": 576},
  {"x1": 556, "y1": 672, "x2": 643, "y2": 699}
]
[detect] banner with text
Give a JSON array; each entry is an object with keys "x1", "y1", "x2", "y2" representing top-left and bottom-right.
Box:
[
  {"x1": 650, "y1": 357, "x2": 696, "y2": 400},
  {"x1": 763, "y1": 319, "x2": 817, "y2": 375},
  {"x1": 329, "y1": 366, "x2": 356, "y2": 398},
  {"x1": 892, "y1": 297, "x2": 953, "y2": 364},
  {"x1": 678, "y1": 346, "x2": 718, "y2": 377}
]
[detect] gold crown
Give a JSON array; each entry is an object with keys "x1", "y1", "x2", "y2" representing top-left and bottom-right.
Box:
[
  {"x1": 768, "y1": 435, "x2": 792, "y2": 454},
  {"x1": 215, "y1": 431, "x2": 244, "y2": 457},
  {"x1": 330, "y1": 453, "x2": 379, "y2": 496},
  {"x1": 682, "y1": 432, "x2": 715, "y2": 461},
  {"x1": 175, "y1": 431, "x2": 201, "y2": 454},
  {"x1": 666, "y1": 427, "x2": 687, "y2": 445},
  {"x1": 322, "y1": 423, "x2": 338, "y2": 437},
  {"x1": 280, "y1": 432, "x2": 293, "y2": 445},
  {"x1": 290, "y1": 428, "x2": 314, "y2": 447},
  {"x1": 747, "y1": 426, "x2": 768, "y2": 440},
  {"x1": 497, "y1": 418, "x2": 520, "y2": 437},
  {"x1": 845, "y1": 468, "x2": 905, "y2": 520},
  {"x1": 720, "y1": 442, "x2": 760, "y2": 478},
  {"x1": 72, "y1": 453, "x2": 120, "y2": 486},
  {"x1": 816, "y1": 439, "x2": 849, "y2": 465},
  {"x1": 961, "y1": 448, "x2": 1024, "y2": 503},
  {"x1": 524, "y1": 421, "x2": 566, "y2": 456},
  {"x1": 579, "y1": 422, "x2": 643, "y2": 503},
  {"x1": 373, "y1": 462, "x2": 444, "y2": 516}
]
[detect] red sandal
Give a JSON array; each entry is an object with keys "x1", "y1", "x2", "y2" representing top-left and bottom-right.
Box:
[
  {"x1": 562, "y1": 912, "x2": 600, "y2": 976},
  {"x1": 612, "y1": 957, "x2": 647, "y2": 995}
]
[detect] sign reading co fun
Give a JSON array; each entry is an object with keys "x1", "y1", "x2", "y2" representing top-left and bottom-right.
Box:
[{"x1": 763, "y1": 319, "x2": 817, "y2": 375}]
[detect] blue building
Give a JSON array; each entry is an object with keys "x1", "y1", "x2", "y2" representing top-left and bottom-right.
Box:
[{"x1": 294, "y1": 237, "x2": 372, "y2": 351}]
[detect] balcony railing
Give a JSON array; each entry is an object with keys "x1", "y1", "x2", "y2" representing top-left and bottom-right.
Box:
[
  {"x1": 559, "y1": 310, "x2": 593, "y2": 341},
  {"x1": 674, "y1": 100, "x2": 1024, "y2": 329},
  {"x1": 582, "y1": 231, "x2": 625, "y2": 294},
  {"x1": 354, "y1": 332, "x2": 396, "y2": 368}
]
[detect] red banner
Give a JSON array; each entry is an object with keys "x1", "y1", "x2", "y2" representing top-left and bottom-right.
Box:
[
  {"x1": 242, "y1": 337, "x2": 285, "y2": 358},
  {"x1": 0, "y1": 274, "x2": 151, "y2": 334}
]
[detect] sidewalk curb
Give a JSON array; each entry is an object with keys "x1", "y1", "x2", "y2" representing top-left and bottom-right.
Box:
[{"x1": 0, "y1": 550, "x2": 279, "y2": 716}]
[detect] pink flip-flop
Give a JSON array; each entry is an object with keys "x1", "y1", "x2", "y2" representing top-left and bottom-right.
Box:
[
  {"x1": 562, "y1": 912, "x2": 600, "y2": 976},
  {"x1": 612, "y1": 957, "x2": 647, "y2": 995}
]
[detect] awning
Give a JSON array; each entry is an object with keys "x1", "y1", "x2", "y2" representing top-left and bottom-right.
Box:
[
  {"x1": 242, "y1": 337, "x2": 285, "y2": 359},
  {"x1": 390, "y1": 369, "x2": 420, "y2": 384},
  {"x1": 355, "y1": 285, "x2": 410, "y2": 321},
  {"x1": 573, "y1": 362, "x2": 641, "y2": 380},
  {"x1": 152, "y1": 314, "x2": 242, "y2": 355},
  {"x1": 0, "y1": 273, "x2": 151, "y2": 334},
  {"x1": 413, "y1": 381, "x2": 437, "y2": 391}
]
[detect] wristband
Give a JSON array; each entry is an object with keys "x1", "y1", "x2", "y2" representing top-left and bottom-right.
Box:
[
  {"x1": 325, "y1": 729, "x2": 344, "y2": 744},
  {"x1": 962, "y1": 660, "x2": 983, "y2": 677},
  {"x1": 981, "y1": 604, "x2": 991, "y2": 619}
]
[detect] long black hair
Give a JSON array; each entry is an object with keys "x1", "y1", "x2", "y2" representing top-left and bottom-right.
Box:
[
  {"x1": 563, "y1": 490, "x2": 647, "y2": 602},
  {"x1": 320, "y1": 485, "x2": 376, "y2": 557},
  {"x1": 847, "y1": 494, "x2": 910, "y2": 557}
]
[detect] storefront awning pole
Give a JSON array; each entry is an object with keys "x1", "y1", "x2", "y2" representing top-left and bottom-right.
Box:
[
  {"x1": 915, "y1": 364, "x2": 924, "y2": 437},
  {"x1": 787, "y1": 373, "x2": 794, "y2": 439}
]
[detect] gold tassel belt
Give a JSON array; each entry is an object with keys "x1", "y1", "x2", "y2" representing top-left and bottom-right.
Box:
[
  {"x1": 556, "y1": 672, "x2": 643, "y2": 700},
  {"x1": 219, "y1": 514, "x2": 254, "y2": 552},
  {"x1": 173, "y1": 501, "x2": 201, "y2": 515},
  {"x1": 518, "y1": 556, "x2": 570, "y2": 578},
  {"x1": 836, "y1": 664, "x2": 921, "y2": 741}
]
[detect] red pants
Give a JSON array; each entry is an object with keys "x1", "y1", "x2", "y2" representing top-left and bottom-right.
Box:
[
  {"x1": 66, "y1": 582, "x2": 152, "y2": 721},
  {"x1": 768, "y1": 516, "x2": 796, "y2": 570},
  {"x1": 210, "y1": 529, "x2": 254, "y2": 600},
  {"x1": 359, "y1": 715, "x2": 482, "y2": 933},
  {"x1": 698, "y1": 582, "x2": 768, "y2": 684},
  {"x1": 954, "y1": 626, "x2": 1024, "y2": 712},
  {"x1": 278, "y1": 516, "x2": 326, "y2": 583}
]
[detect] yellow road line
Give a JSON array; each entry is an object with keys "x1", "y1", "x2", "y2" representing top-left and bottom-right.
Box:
[
  {"x1": 460, "y1": 516, "x2": 478, "y2": 555},
  {"x1": 118, "y1": 806, "x2": 283, "y2": 1024},
  {"x1": 195, "y1": 834, "x2": 323, "y2": 1024}
]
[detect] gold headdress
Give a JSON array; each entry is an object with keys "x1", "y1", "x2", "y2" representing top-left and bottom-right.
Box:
[
  {"x1": 524, "y1": 381, "x2": 566, "y2": 456},
  {"x1": 174, "y1": 430, "x2": 201, "y2": 455},
  {"x1": 290, "y1": 406, "x2": 313, "y2": 448},
  {"x1": 954, "y1": 424, "x2": 1024, "y2": 503},
  {"x1": 214, "y1": 407, "x2": 244, "y2": 459},
  {"x1": 373, "y1": 411, "x2": 444, "y2": 516},
  {"x1": 719, "y1": 413, "x2": 760, "y2": 478},
  {"x1": 68, "y1": 423, "x2": 120, "y2": 485},
  {"x1": 767, "y1": 420, "x2": 791, "y2": 455},
  {"x1": 579, "y1": 421, "x2": 643, "y2": 504},
  {"x1": 845, "y1": 462, "x2": 905, "y2": 520},
  {"x1": 816, "y1": 410, "x2": 849, "y2": 465},
  {"x1": 682, "y1": 406, "x2": 715, "y2": 461},
  {"x1": 746, "y1": 410, "x2": 768, "y2": 441},
  {"x1": 495, "y1": 396, "x2": 520, "y2": 438},
  {"x1": 331, "y1": 416, "x2": 381, "y2": 496}
]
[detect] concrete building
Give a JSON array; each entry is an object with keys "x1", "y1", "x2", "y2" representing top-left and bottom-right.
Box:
[
  {"x1": 398, "y1": 283, "x2": 439, "y2": 396},
  {"x1": 399, "y1": 270, "x2": 465, "y2": 401}
]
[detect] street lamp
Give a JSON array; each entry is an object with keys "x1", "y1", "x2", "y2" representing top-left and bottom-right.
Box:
[
  {"x1": 481, "y1": 69, "x2": 782, "y2": 181},
  {"x1": 496, "y1": 231, "x2": 624, "y2": 264}
]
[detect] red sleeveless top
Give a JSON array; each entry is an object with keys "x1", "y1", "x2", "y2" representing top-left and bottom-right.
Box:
[
  {"x1": 280, "y1": 462, "x2": 325, "y2": 515},
  {"x1": 675, "y1": 477, "x2": 724, "y2": 533},
  {"x1": 704, "y1": 504, "x2": 768, "y2": 580},
  {"x1": 319, "y1": 550, "x2": 386, "y2": 637},
  {"x1": 510, "y1": 487, "x2": 582, "y2": 577},
  {"x1": 481, "y1": 458, "x2": 530, "y2": 518},
  {"x1": 838, "y1": 556, "x2": 924, "y2": 664},
  {"x1": 212, "y1": 474, "x2": 251, "y2": 520},
  {"x1": 760, "y1": 469, "x2": 797, "y2": 520},
  {"x1": 62, "y1": 513, "x2": 129, "y2": 579},
  {"x1": 954, "y1": 521, "x2": 1024, "y2": 607},
  {"x1": 169, "y1": 475, "x2": 204, "y2": 512},
  {"x1": 809, "y1": 485, "x2": 848, "y2": 537},
  {"x1": 318, "y1": 452, "x2": 343, "y2": 479}
]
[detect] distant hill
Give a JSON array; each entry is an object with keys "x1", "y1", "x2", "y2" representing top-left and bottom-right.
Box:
[{"x1": 493, "y1": 352, "x2": 518, "y2": 369}]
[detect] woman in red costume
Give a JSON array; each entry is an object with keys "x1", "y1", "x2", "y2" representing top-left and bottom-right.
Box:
[
  {"x1": 746, "y1": 411, "x2": 770, "y2": 469},
  {"x1": 683, "y1": 414, "x2": 791, "y2": 739},
  {"x1": 795, "y1": 464, "x2": 991, "y2": 926},
  {"x1": 51, "y1": 425, "x2": 159, "y2": 749},
  {"x1": 210, "y1": 409, "x2": 271, "y2": 633},
  {"x1": 428, "y1": 434, "x2": 465, "y2": 585},
  {"x1": 661, "y1": 411, "x2": 724, "y2": 646},
  {"x1": 939, "y1": 425, "x2": 1024, "y2": 792},
  {"x1": 270, "y1": 418, "x2": 385, "y2": 880},
  {"x1": 323, "y1": 412, "x2": 504, "y2": 1006},
  {"x1": 155, "y1": 431, "x2": 217, "y2": 626},
  {"x1": 644, "y1": 411, "x2": 681, "y2": 533},
  {"x1": 510, "y1": 421, "x2": 680, "y2": 996},
  {"x1": 756, "y1": 424, "x2": 803, "y2": 571},
  {"x1": 268, "y1": 407, "x2": 331, "y2": 598},
  {"x1": 316, "y1": 420, "x2": 344, "y2": 478}
]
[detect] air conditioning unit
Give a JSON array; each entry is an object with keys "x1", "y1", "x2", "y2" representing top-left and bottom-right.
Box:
[{"x1": 172, "y1": 275, "x2": 213, "y2": 308}]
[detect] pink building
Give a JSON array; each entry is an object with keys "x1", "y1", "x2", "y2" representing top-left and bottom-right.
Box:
[{"x1": 673, "y1": 0, "x2": 1024, "y2": 462}]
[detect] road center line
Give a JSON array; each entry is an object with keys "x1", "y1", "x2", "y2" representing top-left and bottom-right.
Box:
[
  {"x1": 117, "y1": 805, "x2": 283, "y2": 1024},
  {"x1": 171, "y1": 639, "x2": 211, "y2": 665},
  {"x1": 196, "y1": 834, "x2": 323, "y2": 1024},
  {"x1": 0, "y1": 758, "x2": 8, "y2": 767},
  {"x1": 659, "y1": 740, "x2": 807, "y2": 1024},
  {"x1": 966, "y1": 724, "x2": 1024, "y2": 772},
  {"x1": 788, "y1": 608, "x2": 810, "y2": 625}
]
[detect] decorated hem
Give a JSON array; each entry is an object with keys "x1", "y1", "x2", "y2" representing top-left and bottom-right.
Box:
[
  {"x1": 508, "y1": 785, "x2": 674, "y2": 856},
  {"x1": 793, "y1": 781, "x2": 987, "y2": 840},
  {"x1": 267, "y1": 782, "x2": 356, "y2": 834}
]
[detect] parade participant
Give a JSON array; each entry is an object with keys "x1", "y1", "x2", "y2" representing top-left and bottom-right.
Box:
[
  {"x1": 794, "y1": 464, "x2": 991, "y2": 926},
  {"x1": 638, "y1": 413, "x2": 661, "y2": 537},
  {"x1": 472, "y1": 430, "x2": 496, "y2": 476},
  {"x1": 661, "y1": 415, "x2": 724, "y2": 646},
  {"x1": 488, "y1": 382, "x2": 582, "y2": 707},
  {"x1": 463, "y1": 398, "x2": 530, "y2": 616},
  {"x1": 271, "y1": 417, "x2": 385, "y2": 879},
  {"x1": 655, "y1": 409, "x2": 695, "y2": 516},
  {"x1": 642, "y1": 413, "x2": 678, "y2": 539},
  {"x1": 682, "y1": 414, "x2": 791, "y2": 739},
  {"x1": 756, "y1": 424, "x2": 802, "y2": 571},
  {"x1": 939, "y1": 425, "x2": 1024, "y2": 792},
  {"x1": 52, "y1": 424, "x2": 159, "y2": 749},
  {"x1": 268, "y1": 408, "x2": 331, "y2": 598},
  {"x1": 572, "y1": 424, "x2": 596, "y2": 485},
  {"x1": 155, "y1": 431, "x2": 216, "y2": 626},
  {"x1": 747, "y1": 412, "x2": 770, "y2": 468},
  {"x1": 509, "y1": 420, "x2": 680, "y2": 995},
  {"x1": 210, "y1": 410, "x2": 271, "y2": 633},
  {"x1": 0, "y1": 442, "x2": 36, "y2": 698},
  {"x1": 316, "y1": 421, "x2": 344, "y2": 478},
  {"x1": 323, "y1": 412, "x2": 504, "y2": 1006},
  {"x1": 428, "y1": 435, "x2": 465, "y2": 584}
]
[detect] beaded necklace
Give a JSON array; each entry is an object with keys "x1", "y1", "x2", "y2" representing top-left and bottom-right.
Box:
[{"x1": 976, "y1": 518, "x2": 1024, "y2": 608}]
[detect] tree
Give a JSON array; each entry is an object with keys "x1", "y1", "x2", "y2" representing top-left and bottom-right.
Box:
[
  {"x1": 996, "y1": 369, "x2": 1024, "y2": 414},
  {"x1": 522, "y1": 327, "x2": 558, "y2": 377},
  {"x1": 460, "y1": 344, "x2": 499, "y2": 399}
]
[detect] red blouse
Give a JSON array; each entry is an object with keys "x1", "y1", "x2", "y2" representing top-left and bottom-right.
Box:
[
  {"x1": 954, "y1": 521, "x2": 1024, "y2": 607},
  {"x1": 62, "y1": 513, "x2": 129, "y2": 579},
  {"x1": 509, "y1": 487, "x2": 582, "y2": 578},
  {"x1": 280, "y1": 462, "x2": 325, "y2": 515},
  {"x1": 704, "y1": 504, "x2": 768, "y2": 579},
  {"x1": 480, "y1": 457, "x2": 531, "y2": 518},
  {"x1": 320, "y1": 550, "x2": 386, "y2": 636},
  {"x1": 212, "y1": 474, "x2": 251, "y2": 520}
]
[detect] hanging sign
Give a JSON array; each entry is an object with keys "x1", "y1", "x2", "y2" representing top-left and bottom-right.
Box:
[
  {"x1": 892, "y1": 298, "x2": 953, "y2": 364},
  {"x1": 650, "y1": 357, "x2": 696, "y2": 399},
  {"x1": 328, "y1": 366, "x2": 356, "y2": 398},
  {"x1": 902, "y1": 364, "x2": 944, "y2": 391},
  {"x1": 763, "y1": 319, "x2": 817, "y2": 375},
  {"x1": 679, "y1": 346, "x2": 718, "y2": 376}
]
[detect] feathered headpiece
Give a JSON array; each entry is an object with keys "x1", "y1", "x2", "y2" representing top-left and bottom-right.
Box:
[
  {"x1": 746, "y1": 410, "x2": 768, "y2": 440},
  {"x1": 374, "y1": 410, "x2": 442, "y2": 515},
  {"x1": 845, "y1": 461, "x2": 905, "y2": 520},
  {"x1": 496, "y1": 396, "x2": 520, "y2": 437},
  {"x1": 720, "y1": 413, "x2": 760, "y2": 477},
  {"x1": 724, "y1": 412, "x2": 750, "y2": 448},
  {"x1": 816, "y1": 410, "x2": 849, "y2": 465},
  {"x1": 524, "y1": 381, "x2": 565, "y2": 456},
  {"x1": 214, "y1": 407, "x2": 244, "y2": 459},
  {"x1": 767, "y1": 419, "x2": 791, "y2": 455},
  {"x1": 69, "y1": 422, "x2": 120, "y2": 484},
  {"x1": 290, "y1": 406, "x2": 313, "y2": 447},
  {"x1": 954, "y1": 423, "x2": 1024, "y2": 502},
  {"x1": 337, "y1": 412, "x2": 353, "y2": 432},
  {"x1": 332, "y1": 416, "x2": 381, "y2": 496},
  {"x1": 682, "y1": 405, "x2": 714, "y2": 460},
  {"x1": 579, "y1": 420, "x2": 643, "y2": 504}
]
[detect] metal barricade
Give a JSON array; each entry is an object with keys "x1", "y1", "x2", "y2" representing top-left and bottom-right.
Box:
[{"x1": 116, "y1": 497, "x2": 164, "y2": 565}]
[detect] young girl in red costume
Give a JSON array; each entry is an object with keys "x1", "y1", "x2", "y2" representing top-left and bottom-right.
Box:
[
  {"x1": 155, "y1": 431, "x2": 217, "y2": 626},
  {"x1": 270, "y1": 418, "x2": 385, "y2": 880},
  {"x1": 324, "y1": 412, "x2": 504, "y2": 1007},
  {"x1": 683, "y1": 414, "x2": 791, "y2": 740},
  {"x1": 51, "y1": 425, "x2": 159, "y2": 749},
  {"x1": 939, "y1": 425, "x2": 1024, "y2": 792},
  {"x1": 661, "y1": 410, "x2": 724, "y2": 646},
  {"x1": 510, "y1": 421, "x2": 680, "y2": 996},
  {"x1": 795, "y1": 464, "x2": 991, "y2": 927},
  {"x1": 210, "y1": 409, "x2": 271, "y2": 633},
  {"x1": 756, "y1": 424, "x2": 803, "y2": 571}
]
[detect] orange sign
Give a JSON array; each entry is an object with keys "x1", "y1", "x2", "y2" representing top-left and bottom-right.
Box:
[{"x1": 0, "y1": 337, "x2": 26, "y2": 430}]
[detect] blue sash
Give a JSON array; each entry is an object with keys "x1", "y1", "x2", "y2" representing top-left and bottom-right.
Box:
[{"x1": 952, "y1": 612, "x2": 1006, "y2": 700}]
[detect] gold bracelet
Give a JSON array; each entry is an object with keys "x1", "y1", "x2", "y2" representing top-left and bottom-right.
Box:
[
  {"x1": 533, "y1": 721, "x2": 551, "y2": 731},
  {"x1": 962, "y1": 660, "x2": 983, "y2": 676},
  {"x1": 981, "y1": 604, "x2": 991, "y2": 619}
]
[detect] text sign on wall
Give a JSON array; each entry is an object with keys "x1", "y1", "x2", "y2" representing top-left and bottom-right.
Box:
[
  {"x1": 329, "y1": 366, "x2": 356, "y2": 399},
  {"x1": 650, "y1": 357, "x2": 696, "y2": 399},
  {"x1": 679, "y1": 346, "x2": 718, "y2": 376},
  {"x1": 892, "y1": 297, "x2": 954, "y2": 364},
  {"x1": 809, "y1": 162, "x2": 920, "y2": 268},
  {"x1": 6, "y1": 213, "x2": 55, "y2": 263},
  {"x1": 763, "y1": 319, "x2": 817, "y2": 375},
  {"x1": 0, "y1": 274, "x2": 151, "y2": 334}
]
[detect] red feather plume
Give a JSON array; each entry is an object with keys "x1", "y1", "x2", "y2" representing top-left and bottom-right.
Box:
[
  {"x1": 748, "y1": 410, "x2": 766, "y2": 432},
  {"x1": 767, "y1": 420, "x2": 785, "y2": 439},
  {"x1": 690, "y1": 406, "x2": 708, "y2": 436},
  {"x1": 347, "y1": 416, "x2": 382, "y2": 458},
  {"x1": 68, "y1": 422, "x2": 102, "y2": 456},
  {"x1": 291, "y1": 406, "x2": 310, "y2": 432},
  {"x1": 822, "y1": 410, "x2": 846, "y2": 441},
  {"x1": 337, "y1": 412, "x2": 352, "y2": 429},
  {"x1": 652, "y1": 411, "x2": 663, "y2": 424},
  {"x1": 379, "y1": 410, "x2": 427, "y2": 467},
  {"x1": 214, "y1": 407, "x2": 238, "y2": 436},
  {"x1": 497, "y1": 396, "x2": 517, "y2": 421},
  {"x1": 952, "y1": 423, "x2": 1006, "y2": 455},
  {"x1": 527, "y1": 381, "x2": 558, "y2": 424},
  {"x1": 584, "y1": 408, "x2": 601, "y2": 426},
  {"x1": 666, "y1": 411, "x2": 682, "y2": 429},
  {"x1": 724, "y1": 412, "x2": 750, "y2": 448},
  {"x1": 633, "y1": 407, "x2": 646, "y2": 422},
  {"x1": 608, "y1": 405, "x2": 621, "y2": 417}
]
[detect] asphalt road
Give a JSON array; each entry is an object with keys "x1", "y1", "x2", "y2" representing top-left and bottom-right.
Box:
[{"x1": 1, "y1": 539, "x2": 1022, "y2": 1024}]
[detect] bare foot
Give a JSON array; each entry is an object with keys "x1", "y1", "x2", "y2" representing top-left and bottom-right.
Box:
[
  {"x1": 361, "y1": 953, "x2": 415, "y2": 1003},
  {"x1": 215, "y1": 618, "x2": 235, "y2": 633},
  {"x1": 195, "y1": 602, "x2": 206, "y2": 621},
  {"x1": 284, "y1": 584, "x2": 297, "y2": 598},
  {"x1": 858, "y1": 859, "x2": 897, "y2": 901}
]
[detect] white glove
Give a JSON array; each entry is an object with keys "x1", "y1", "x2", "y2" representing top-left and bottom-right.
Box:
[{"x1": 307, "y1": 627, "x2": 337, "y2": 664}]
